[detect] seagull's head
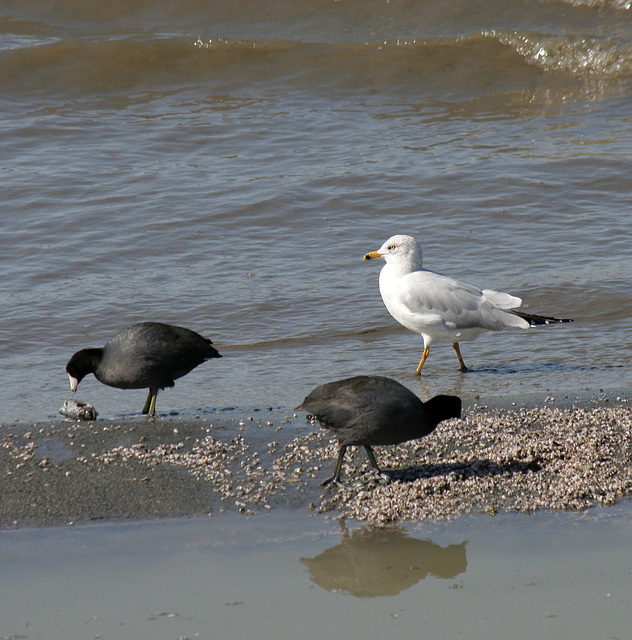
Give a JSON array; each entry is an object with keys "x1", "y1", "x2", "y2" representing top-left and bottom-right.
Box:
[{"x1": 363, "y1": 235, "x2": 424, "y2": 270}]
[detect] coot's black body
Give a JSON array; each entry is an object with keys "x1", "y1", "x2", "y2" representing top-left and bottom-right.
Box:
[
  {"x1": 296, "y1": 375, "x2": 461, "y2": 484},
  {"x1": 66, "y1": 322, "x2": 221, "y2": 416}
]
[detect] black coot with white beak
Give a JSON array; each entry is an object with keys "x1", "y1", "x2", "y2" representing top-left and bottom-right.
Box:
[{"x1": 66, "y1": 322, "x2": 221, "y2": 416}]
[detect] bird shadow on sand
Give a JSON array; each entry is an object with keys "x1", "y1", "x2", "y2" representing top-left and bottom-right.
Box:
[{"x1": 377, "y1": 457, "x2": 542, "y2": 484}]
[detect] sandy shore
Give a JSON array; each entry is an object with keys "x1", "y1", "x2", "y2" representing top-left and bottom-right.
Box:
[{"x1": 1, "y1": 397, "x2": 631, "y2": 528}]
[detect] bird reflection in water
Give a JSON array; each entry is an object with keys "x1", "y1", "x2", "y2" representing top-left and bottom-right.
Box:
[{"x1": 301, "y1": 521, "x2": 467, "y2": 598}]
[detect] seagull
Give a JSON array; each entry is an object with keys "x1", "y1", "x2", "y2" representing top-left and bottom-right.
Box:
[
  {"x1": 66, "y1": 322, "x2": 221, "y2": 416},
  {"x1": 296, "y1": 375, "x2": 461, "y2": 485},
  {"x1": 364, "y1": 234, "x2": 572, "y2": 373}
]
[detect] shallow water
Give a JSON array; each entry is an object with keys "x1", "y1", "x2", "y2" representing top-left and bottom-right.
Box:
[
  {"x1": 1, "y1": 504, "x2": 632, "y2": 640},
  {"x1": 2, "y1": 0, "x2": 632, "y2": 422}
]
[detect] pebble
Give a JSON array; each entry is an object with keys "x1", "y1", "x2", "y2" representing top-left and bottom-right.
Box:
[{"x1": 59, "y1": 399, "x2": 98, "y2": 421}]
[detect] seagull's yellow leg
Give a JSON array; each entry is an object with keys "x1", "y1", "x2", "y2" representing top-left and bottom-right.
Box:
[
  {"x1": 453, "y1": 342, "x2": 468, "y2": 372},
  {"x1": 415, "y1": 347, "x2": 430, "y2": 375}
]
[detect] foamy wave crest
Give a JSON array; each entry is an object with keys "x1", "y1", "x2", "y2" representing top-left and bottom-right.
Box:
[
  {"x1": 556, "y1": 0, "x2": 631, "y2": 9},
  {"x1": 487, "y1": 30, "x2": 632, "y2": 75}
]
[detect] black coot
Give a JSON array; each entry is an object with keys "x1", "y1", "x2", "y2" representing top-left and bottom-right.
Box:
[
  {"x1": 296, "y1": 375, "x2": 461, "y2": 484},
  {"x1": 66, "y1": 322, "x2": 221, "y2": 416}
]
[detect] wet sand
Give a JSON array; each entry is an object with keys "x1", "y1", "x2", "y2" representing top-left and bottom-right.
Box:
[
  {"x1": 2, "y1": 400, "x2": 632, "y2": 640},
  {"x1": 2, "y1": 396, "x2": 630, "y2": 528}
]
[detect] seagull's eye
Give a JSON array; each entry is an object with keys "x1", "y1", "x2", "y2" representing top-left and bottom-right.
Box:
[{"x1": 387, "y1": 245, "x2": 395, "y2": 250}]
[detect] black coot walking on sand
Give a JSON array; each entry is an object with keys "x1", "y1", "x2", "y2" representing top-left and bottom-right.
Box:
[
  {"x1": 296, "y1": 375, "x2": 461, "y2": 485},
  {"x1": 66, "y1": 322, "x2": 221, "y2": 416}
]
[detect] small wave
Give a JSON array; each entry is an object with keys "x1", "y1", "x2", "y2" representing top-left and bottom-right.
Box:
[
  {"x1": 0, "y1": 33, "x2": 533, "y2": 99},
  {"x1": 2, "y1": 30, "x2": 630, "y2": 102}
]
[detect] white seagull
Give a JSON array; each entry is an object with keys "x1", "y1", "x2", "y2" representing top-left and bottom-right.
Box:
[{"x1": 364, "y1": 234, "x2": 572, "y2": 373}]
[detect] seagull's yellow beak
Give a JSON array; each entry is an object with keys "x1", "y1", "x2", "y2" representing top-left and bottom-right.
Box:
[{"x1": 363, "y1": 250, "x2": 382, "y2": 261}]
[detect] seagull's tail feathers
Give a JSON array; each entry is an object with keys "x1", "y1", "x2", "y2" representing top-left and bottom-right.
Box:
[
  {"x1": 513, "y1": 310, "x2": 574, "y2": 326},
  {"x1": 482, "y1": 289, "x2": 574, "y2": 327}
]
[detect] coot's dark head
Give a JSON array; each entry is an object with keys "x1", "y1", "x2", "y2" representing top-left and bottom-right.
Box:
[
  {"x1": 65, "y1": 348, "x2": 102, "y2": 392},
  {"x1": 424, "y1": 395, "x2": 462, "y2": 424}
]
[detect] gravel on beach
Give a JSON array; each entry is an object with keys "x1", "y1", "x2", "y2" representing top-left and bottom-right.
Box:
[{"x1": 1, "y1": 399, "x2": 631, "y2": 528}]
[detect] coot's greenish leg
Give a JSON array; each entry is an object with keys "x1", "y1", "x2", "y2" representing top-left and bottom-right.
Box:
[
  {"x1": 322, "y1": 445, "x2": 348, "y2": 487},
  {"x1": 364, "y1": 446, "x2": 380, "y2": 471}
]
